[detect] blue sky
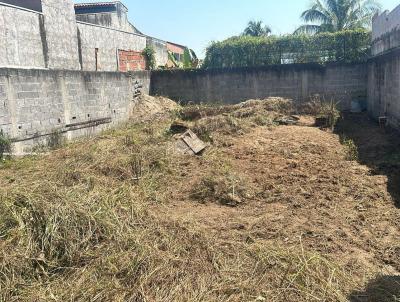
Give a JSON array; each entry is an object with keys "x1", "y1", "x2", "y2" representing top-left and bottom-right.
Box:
[{"x1": 75, "y1": 0, "x2": 400, "y2": 58}]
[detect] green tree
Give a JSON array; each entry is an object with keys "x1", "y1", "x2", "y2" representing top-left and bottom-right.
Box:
[
  {"x1": 295, "y1": 0, "x2": 381, "y2": 34},
  {"x1": 243, "y1": 20, "x2": 272, "y2": 37}
]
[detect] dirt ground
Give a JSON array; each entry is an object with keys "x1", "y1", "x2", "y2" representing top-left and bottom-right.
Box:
[
  {"x1": 157, "y1": 111, "x2": 400, "y2": 301},
  {"x1": 1, "y1": 98, "x2": 399, "y2": 301}
]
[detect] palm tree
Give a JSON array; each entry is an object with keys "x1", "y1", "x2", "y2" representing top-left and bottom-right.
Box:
[
  {"x1": 295, "y1": 0, "x2": 381, "y2": 34},
  {"x1": 243, "y1": 20, "x2": 272, "y2": 37}
]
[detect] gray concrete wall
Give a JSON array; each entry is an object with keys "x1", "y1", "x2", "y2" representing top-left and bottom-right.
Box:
[
  {"x1": 367, "y1": 49, "x2": 400, "y2": 129},
  {"x1": 76, "y1": 12, "x2": 139, "y2": 34},
  {"x1": 0, "y1": 68, "x2": 150, "y2": 154},
  {"x1": 41, "y1": 0, "x2": 81, "y2": 70},
  {"x1": 146, "y1": 37, "x2": 169, "y2": 68},
  {"x1": 151, "y1": 63, "x2": 367, "y2": 110},
  {"x1": 77, "y1": 22, "x2": 146, "y2": 72},
  {"x1": 0, "y1": 3, "x2": 46, "y2": 69},
  {"x1": 372, "y1": 5, "x2": 400, "y2": 56},
  {"x1": 75, "y1": 2, "x2": 141, "y2": 34}
]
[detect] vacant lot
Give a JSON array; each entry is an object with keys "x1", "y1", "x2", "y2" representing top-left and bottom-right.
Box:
[{"x1": 0, "y1": 97, "x2": 399, "y2": 302}]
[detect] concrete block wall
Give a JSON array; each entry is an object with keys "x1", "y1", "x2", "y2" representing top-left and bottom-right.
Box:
[
  {"x1": 0, "y1": 3, "x2": 46, "y2": 68},
  {"x1": 41, "y1": 0, "x2": 81, "y2": 70},
  {"x1": 0, "y1": 68, "x2": 150, "y2": 154},
  {"x1": 372, "y1": 5, "x2": 400, "y2": 55},
  {"x1": 367, "y1": 49, "x2": 400, "y2": 128},
  {"x1": 151, "y1": 63, "x2": 367, "y2": 110},
  {"x1": 146, "y1": 37, "x2": 169, "y2": 68},
  {"x1": 77, "y1": 22, "x2": 147, "y2": 72},
  {"x1": 75, "y1": 6, "x2": 139, "y2": 34}
]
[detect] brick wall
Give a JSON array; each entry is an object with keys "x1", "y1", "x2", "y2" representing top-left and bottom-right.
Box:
[
  {"x1": 151, "y1": 63, "x2": 367, "y2": 110},
  {"x1": 118, "y1": 50, "x2": 147, "y2": 72}
]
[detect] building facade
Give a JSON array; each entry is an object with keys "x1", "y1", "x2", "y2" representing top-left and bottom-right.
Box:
[
  {"x1": 368, "y1": 4, "x2": 400, "y2": 129},
  {"x1": 0, "y1": 0, "x2": 187, "y2": 71}
]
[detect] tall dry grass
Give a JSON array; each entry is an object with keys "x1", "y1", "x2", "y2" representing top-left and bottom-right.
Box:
[{"x1": 0, "y1": 100, "x2": 359, "y2": 301}]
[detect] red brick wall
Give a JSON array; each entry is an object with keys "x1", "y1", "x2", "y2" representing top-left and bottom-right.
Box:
[{"x1": 118, "y1": 50, "x2": 147, "y2": 72}]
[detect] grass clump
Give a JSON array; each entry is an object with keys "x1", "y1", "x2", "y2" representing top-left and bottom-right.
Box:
[
  {"x1": 191, "y1": 171, "x2": 252, "y2": 207},
  {"x1": 340, "y1": 136, "x2": 359, "y2": 161},
  {"x1": 302, "y1": 96, "x2": 340, "y2": 130}
]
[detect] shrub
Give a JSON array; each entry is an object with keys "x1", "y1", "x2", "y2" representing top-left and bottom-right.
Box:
[
  {"x1": 203, "y1": 29, "x2": 371, "y2": 68},
  {"x1": 142, "y1": 47, "x2": 156, "y2": 70},
  {"x1": 341, "y1": 136, "x2": 359, "y2": 161}
]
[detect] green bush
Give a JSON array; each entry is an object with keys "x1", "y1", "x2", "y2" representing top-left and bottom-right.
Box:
[
  {"x1": 203, "y1": 29, "x2": 371, "y2": 69},
  {"x1": 142, "y1": 47, "x2": 156, "y2": 70}
]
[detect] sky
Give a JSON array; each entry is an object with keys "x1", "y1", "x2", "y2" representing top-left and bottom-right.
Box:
[{"x1": 75, "y1": 0, "x2": 400, "y2": 58}]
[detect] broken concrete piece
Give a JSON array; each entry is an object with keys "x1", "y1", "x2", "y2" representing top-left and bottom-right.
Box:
[{"x1": 176, "y1": 130, "x2": 207, "y2": 155}]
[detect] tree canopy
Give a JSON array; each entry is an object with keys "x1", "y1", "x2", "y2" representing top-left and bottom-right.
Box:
[
  {"x1": 295, "y1": 0, "x2": 381, "y2": 34},
  {"x1": 243, "y1": 20, "x2": 272, "y2": 37}
]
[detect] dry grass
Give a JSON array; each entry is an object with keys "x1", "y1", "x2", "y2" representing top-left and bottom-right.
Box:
[{"x1": 0, "y1": 98, "x2": 397, "y2": 301}]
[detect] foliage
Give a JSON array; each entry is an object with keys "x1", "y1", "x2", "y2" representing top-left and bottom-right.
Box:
[
  {"x1": 296, "y1": 0, "x2": 382, "y2": 34},
  {"x1": 142, "y1": 46, "x2": 156, "y2": 70},
  {"x1": 183, "y1": 48, "x2": 192, "y2": 68},
  {"x1": 0, "y1": 129, "x2": 11, "y2": 160},
  {"x1": 243, "y1": 20, "x2": 272, "y2": 37},
  {"x1": 203, "y1": 29, "x2": 371, "y2": 68},
  {"x1": 341, "y1": 136, "x2": 359, "y2": 161},
  {"x1": 168, "y1": 51, "x2": 182, "y2": 68}
]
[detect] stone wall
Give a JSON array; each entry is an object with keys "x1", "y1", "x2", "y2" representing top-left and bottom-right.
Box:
[
  {"x1": 0, "y1": 68, "x2": 150, "y2": 154},
  {"x1": 77, "y1": 22, "x2": 146, "y2": 72},
  {"x1": 367, "y1": 48, "x2": 400, "y2": 128},
  {"x1": 0, "y1": 3, "x2": 46, "y2": 68},
  {"x1": 151, "y1": 63, "x2": 367, "y2": 110}
]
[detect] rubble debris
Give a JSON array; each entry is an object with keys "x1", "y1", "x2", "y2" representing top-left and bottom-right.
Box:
[{"x1": 176, "y1": 130, "x2": 207, "y2": 155}]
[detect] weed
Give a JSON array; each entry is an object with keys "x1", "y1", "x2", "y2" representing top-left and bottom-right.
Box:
[
  {"x1": 191, "y1": 171, "x2": 250, "y2": 206},
  {"x1": 252, "y1": 114, "x2": 273, "y2": 126},
  {"x1": 305, "y1": 95, "x2": 341, "y2": 130},
  {"x1": 341, "y1": 136, "x2": 359, "y2": 161},
  {"x1": 47, "y1": 130, "x2": 65, "y2": 150},
  {"x1": 0, "y1": 129, "x2": 11, "y2": 160}
]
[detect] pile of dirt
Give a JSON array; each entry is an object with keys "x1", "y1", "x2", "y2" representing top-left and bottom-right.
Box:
[
  {"x1": 130, "y1": 94, "x2": 179, "y2": 122},
  {"x1": 0, "y1": 97, "x2": 398, "y2": 302}
]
